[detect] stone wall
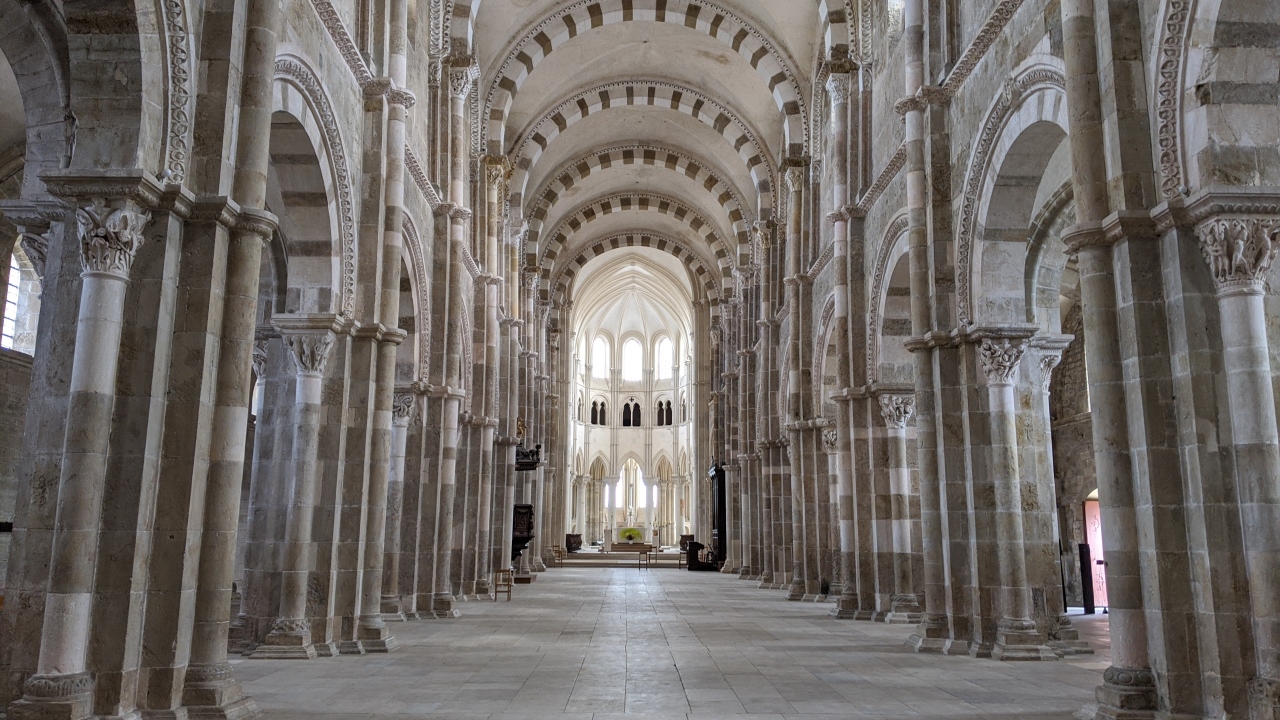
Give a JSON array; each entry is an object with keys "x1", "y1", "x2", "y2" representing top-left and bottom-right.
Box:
[{"x1": 0, "y1": 347, "x2": 31, "y2": 591}]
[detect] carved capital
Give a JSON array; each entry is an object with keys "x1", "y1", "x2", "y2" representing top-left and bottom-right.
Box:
[
  {"x1": 388, "y1": 87, "x2": 417, "y2": 109},
  {"x1": 19, "y1": 232, "x2": 49, "y2": 279},
  {"x1": 76, "y1": 199, "x2": 151, "y2": 280},
  {"x1": 448, "y1": 62, "x2": 479, "y2": 99},
  {"x1": 485, "y1": 163, "x2": 506, "y2": 190},
  {"x1": 1196, "y1": 216, "x2": 1280, "y2": 295},
  {"x1": 1038, "y1": 353, "x2": 1061, "y2": 391},
  {"x1": 821, "y1": 428, "x2": 839, "y2": 451},
  {"x1": 878, "y1": 394, "x2": 916, "y2": 429},
  {"x1": 393, "y1": 393, "x2": 415, "y2": 423},
  {"x1": 977, "y1": 338, "x2": 1026, "y2": 385},
  {"x1": 252, "y1": 339, "x2": 269, "y2": 380},
  {"x1": 825, "y1": 73, "x2": 851, "y2": 106},
  {"x1": 784, "y1": 166, "x2": 805, "y2": 195},
  {"x1": 1249, "y1": 677, "x2": 1280, "y2": 707},
  {"x1": 282, "y1": 331, "x2": 335, "y2": 377}
]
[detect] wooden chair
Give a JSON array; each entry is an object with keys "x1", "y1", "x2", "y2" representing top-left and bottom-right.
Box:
[
  {"x1": 493, "y1": 568, "x2": 514, "y2": 601},
  {"x1": 548, "y1": 545, "x2": 564, "y2": 567}
]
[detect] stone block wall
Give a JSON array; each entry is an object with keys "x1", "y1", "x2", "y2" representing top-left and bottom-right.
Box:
[{"x1": 0, "y1": 347, "x2": 32, "y2": 591}]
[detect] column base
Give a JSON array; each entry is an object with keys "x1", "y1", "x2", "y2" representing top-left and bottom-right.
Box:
[
  {"x1": 313, "y1": 641, "x2": 338, "y2": 657},
  {"x1": 475, "y1": 579, "x2": 492, "y2": 595},
  {"x1": 514, "y1": 573, "x2": 536, "y2": 584},
  {"x1": 380, "y1": 596, "x2": 406, "y2": 622},
  {"x1": 907, "y1": 614, "x2": 950, "y2": 654},
  {"x1": 1094, "y1": 666, "x2": 1156, "y2": 720},
  {"x1": 830, "y1": 595, "x2": 860, "y2": 619},
  {"x1": 1249, "y1": 677, "x2": 1279, "y2": 720},
  {"x1": 1050, "y1": 639, "x2": 1094, "y2": 656},
  {"x1": 992, "y1": 619, "x2": 1057, "y2": 661},
  {"x1": 357, "y1": 618, "x2": 398, "y2": 653},
  {"x1": 853, "y1": 609, "x2": 876, "y2": 621},
  {"x1": 186, "y1": 696, "x2": 262, "y2": 720},
  {"x1": 8, "y1": 673, "x2": 95, "y2": 720},
  {"x1": 432, "y1": 595, "x2": 460, "y2": 618},
  {"x1": 250, "y1": 620, "x2": 318, "y2": 660},
  {"x1": 336, "y1": 640, "x2": 366, "y2": 655},
  {"x1": 531, "y1": 558, "x2": 547, "y2": 572},
  {"x1": 182, "y1": 663, "x2": 261, "y2": 720}
]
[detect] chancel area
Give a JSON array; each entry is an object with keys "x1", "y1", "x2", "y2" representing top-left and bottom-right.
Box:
[{"x1": 0, "y1": 0, "x2": 1278, "y2": 719}]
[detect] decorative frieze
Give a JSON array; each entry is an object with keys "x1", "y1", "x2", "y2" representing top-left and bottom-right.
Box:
[
  {"x1": 76, "y1": 199, "x2": 151, "y2": 280},
  {"x1": 878, "y1": 394, "x2": 916, "y2": 429},
  {"x1": 977, "y1": 338, "x2": 1026, "y2": 385},
  {"x1": 1196, "y1": 216, "x2": 1280, "y2": 294}
]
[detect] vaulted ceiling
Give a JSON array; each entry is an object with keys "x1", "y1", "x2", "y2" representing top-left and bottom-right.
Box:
[{"x1": 461, "y1": 0, "x2": 823, "y2": 312}]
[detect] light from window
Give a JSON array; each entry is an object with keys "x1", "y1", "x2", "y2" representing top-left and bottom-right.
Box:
[
  {"x1": 621, "y1": 338, "x2": 642, "y2": 381},
  {"x1": 615, "y1": 477, "x2": 624, "y2": 508},
  {"x1": 637, "y1": 472, "x2": 647, "y2": 509},
  {"x1": 2, "y1": 255, "x2": 19, "y2": 350},
  {"x1": 656, "y1": 338, "x2": 672, "y2": 379},
  {"x1": 592, "y1": 337, "x2": 609, "y2": 378}
]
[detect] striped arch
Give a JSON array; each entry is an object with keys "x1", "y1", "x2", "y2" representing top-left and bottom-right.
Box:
[
  {"x1": 508, "y1": 80, "x2": 773, "y2": 217},
  {"x1": 485, "y1": 0, "x2": 806, "y2": 154},
  {"x1": 402, "y1": 214, "x2": 431, "y2": 380},
  {"x1": 273, "y1": 55, "x2": 358, "y2": 319},
  {"x1": 527, "y1": 145, "x2": 753, "y2": 255},
  {"x1": 546, "y1": 232, "x2": 724, "y2": 310},
  {"x1": 534, "y1": 192, "x2": 734, "y2": 279},
  {"x1": 867, "y1": 213, "x2": 909, "y2": 383},
  {"x1": 817, "y1": 0, "x2": 855, "y2": 62}
]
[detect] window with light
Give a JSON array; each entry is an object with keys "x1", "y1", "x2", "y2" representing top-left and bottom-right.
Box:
[
  {"x1": 656, "y1": 338, "x2": 672, "y2": 379},
  {"x1": 621, "y1": 338, "x2": 642, "y2": 381},
  {"x1": 592, "y1": 337, "x2": 609, "y2": 378}
]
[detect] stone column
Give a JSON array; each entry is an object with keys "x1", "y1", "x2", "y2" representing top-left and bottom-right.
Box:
[
  {"x1": 880, "y1": 394, "x2": 922, "y2": 623},
  {"x1": 1195, "y1": 215, "x2": 1280, "y2": 718},
  {"x1": 252, "y1": 320, "x2": 338, "y2": 659},
  {"x1": 10, "y1": 197, "x2": 150, "y2": 720},
  {"x1": 381, "y1": 392, "x2": 414, "y2": 621},
  {"x1": 978, "y1": 337, "x2": 1055, "y2": 661},
  {"x1": 783, "y1": 164, "x2": 807, "y2": 601},
  {"x1": 1060, "y1": 0, "x2": 1155, "y2": 708},
  {"x1": 901, "y1": 0, "x2": 949, "y2": 654},
  {"x1": 831, "y1": 394, "x2": 858, "y2": 618}
]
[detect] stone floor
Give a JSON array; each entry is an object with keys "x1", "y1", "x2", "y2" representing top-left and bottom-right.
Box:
[{"x1": 235, "y1": 568, "x2": 1110, "y2": 719}]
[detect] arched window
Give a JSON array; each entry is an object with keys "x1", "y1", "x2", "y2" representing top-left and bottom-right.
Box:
[
  {"x1": 598, "y1": 401, "x2": 607, "y2": 425},
  {"x1": 621, "y1": 338, "x2": 643, "y2": 381},
  {"x1": 592, "y1": 337, "x2": 609, "y2": 378},
  {"x1": 577, "y1": 395, "x2": 583, "y2": 421},
  {"x1": 681, "y1": 398, "x2": 687, "y2": 422},
  {"x1": 664, "y1": 401, "x2": 672, "y2": 426},
  {"x1": 622, "y1": 403, "x2": 632, "y2": 427},
  {"x1": 656, "y1": 338, "x2": 673, "y2": 379},
  {"x1": 2, "y1": 254, "x2": 19, "y2": 350},
  {"x1": 591, "y1": 401, "x2": 599, "y2": 425},
  {"x1": 655, "y1": 401, "x2": 664, "y2": 426}
]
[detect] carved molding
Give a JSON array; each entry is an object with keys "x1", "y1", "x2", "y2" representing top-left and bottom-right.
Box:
[
  {"x1": 977, "y1": 338, "x2": 1026, "y2": 385},
  {"x1": 161, "y1": 0, "x2": 193, "y2": 183},
  {"x1": 852, "y1": 143, "x2": 906, "y2": 217},
  {"x1": 941, "y1": 0, "x2": 1028, "y2": 93},
  {"x1": 404, "y1": 147, "x2": 443, "y2": 209},
  {"x1": 821, "y1": 428, "x2": 839, "y2": 451},
  {"x1": 308, "y1": 1, "x2": 376, "y2": 87},
  {"x1": 76, "y1": 199, "x2": 150, "y2": 280},
  {"x1": 1196, "y1": 216, "x2": 1280, "y2": 294},
  {"x1": 878, "y1": 394, "x2": 916, "y2": 429},
  {"x1": 1155, "y1": 0, "x2": 1192, "y2": 199},
  {"x1": 22, "y1": 672, "x2": 93, "y2": 700},
  {"x1": 402, "y1": 216, "x2": 432, "y2": 380}
]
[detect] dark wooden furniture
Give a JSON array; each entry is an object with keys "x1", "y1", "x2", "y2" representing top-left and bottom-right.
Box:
[{"x1": 493, "y1": 568, "x2": 513, "y2": 600}]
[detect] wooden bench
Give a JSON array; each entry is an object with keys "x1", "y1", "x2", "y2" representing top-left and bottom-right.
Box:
[{"x1": 493, "y1": 568, "x2": 514, "y2": 601}]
